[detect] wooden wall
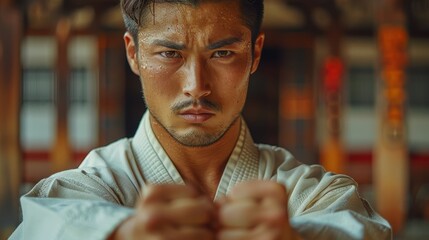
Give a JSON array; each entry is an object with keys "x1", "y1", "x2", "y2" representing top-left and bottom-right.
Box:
[{"x1": 0, "y1": 5, "x2": 22, "y2": 238}]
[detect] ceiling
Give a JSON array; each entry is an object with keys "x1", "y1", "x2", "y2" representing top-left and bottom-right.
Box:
[{"x1": 12, "y1": 0, "x2": 429, "y2": 37}]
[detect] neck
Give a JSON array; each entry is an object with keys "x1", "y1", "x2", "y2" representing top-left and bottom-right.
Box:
[{"x1": 150, "y1": 115, "x2": 241, "y2": 198}]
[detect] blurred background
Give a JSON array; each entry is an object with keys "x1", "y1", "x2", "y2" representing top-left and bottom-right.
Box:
[{"x1": 0, "y1": 0, "x2": 428, "y2": 239}]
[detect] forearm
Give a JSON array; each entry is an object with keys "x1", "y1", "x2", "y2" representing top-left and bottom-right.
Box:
[
  {"x1": 290, "y1": 210, "x2": 391, "y2": 240},
  {"x1": 12, "y1": 169, "x2": 138, "y2": 240},
  {"x1": 16, "y1": 196, "x2": 134, "y2": 240}
]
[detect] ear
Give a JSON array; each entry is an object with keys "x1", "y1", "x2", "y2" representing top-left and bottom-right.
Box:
[
  {"x1": 124, "y1": 32, "x2": 140, "y2": 76},
  {"x1": 250, "y1": 33, "x2": 265, "y2": 74}
]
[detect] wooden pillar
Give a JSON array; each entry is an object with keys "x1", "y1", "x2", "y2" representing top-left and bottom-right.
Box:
[
  {"x1": 320, "y1": 19, "x2": 345, "y2": 174},
  {"x1": 97, "y1": 33, "x2": 126, "y2": 146},
  {"x1": 277, "y1": 33, "x2": 317, "y2": 165},
  {"x1": 374, "y1": 0, "x2": 408, "y2": 233},
  {"x1": 0, "y1": 5, "x2": 22, "y2": 237},
  {"x1": 0, "y1": 0, "x2": 12, "y2": 7},
  {"x1": 51, "y1": 17, "x2": 72, "y2": 172}
]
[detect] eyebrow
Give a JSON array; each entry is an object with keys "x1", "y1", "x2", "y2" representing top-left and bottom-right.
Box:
[
  {"x1": 207, "y1": 37, "x2": 243, "y2": 50},
  {"x1": 152, "y1": 39, "x2": 186, "y2": 50},
  {"x1": 151, "y1": 37, "x2": 243, "y2": 50}
]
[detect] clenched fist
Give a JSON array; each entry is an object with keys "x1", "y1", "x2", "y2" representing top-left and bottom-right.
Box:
[
  {"x1": 110, "y1": 181, "x2": 300, "y2": 240},
  {"x1": 216, "y1": 181, "x2": 300, "y2": 240},
  {"x1": 110, "y1": 184, "x2": 215, "y2": 240}
]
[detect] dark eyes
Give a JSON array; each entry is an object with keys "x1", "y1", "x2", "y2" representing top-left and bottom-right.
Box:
[
  {"x1": 212, "y1": 50, "x2": 232, "y2": 58},
  {"x1": 159, "y1": 50, "x2": 232, "y2": 59},
  {"x1": 160, "y1": 51, "x2": 181, "y2": 58}
]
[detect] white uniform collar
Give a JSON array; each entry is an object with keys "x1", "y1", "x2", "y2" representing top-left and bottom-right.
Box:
[{"x1": 131, "y1": 111, "x2": 260, "y2": 200}]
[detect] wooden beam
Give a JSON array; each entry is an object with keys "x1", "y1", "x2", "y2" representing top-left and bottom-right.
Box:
[
  {"x1": 0, "y1": 6, "x2": 22, "y2": 237},
  {"x1": 50, "y1": 17, "x2": 72, "y2": 173}
]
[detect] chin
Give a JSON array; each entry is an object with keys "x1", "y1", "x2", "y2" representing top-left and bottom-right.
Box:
[{"x1": 172, "y1": 129, "x2": 224, "y2": 147}]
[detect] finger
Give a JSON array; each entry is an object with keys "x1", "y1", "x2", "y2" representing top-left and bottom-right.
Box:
[
  {"x1": 229, "y1": 181, "x2": 287, "y2": 203},
  {"x1": 131, "y1": 224, "x2": 215, "y2": 240},
  {"x1": 136, "y1": 197, "x2": 215, "y2": 229},
  {"x1": 218, "y1": 224, "x2": 285, "y2": 240},
  {"x1": 258, "y1": 197, "x2": 291, "y2": 226},
  {"x1": 217, "y1": 228, "x2": 248, "y2": 240},
  {"x1": 218, "y1": 198, "x2": 289, "y2": 229},
  {"x1": 141, "y1": 184, "x2": 199, "y2": 204},
  {"x1": 167, "y1": 197, "x2": 215, "y2": 226},
  {"x1": 218, "y1": 199, "x2": 259, "y2": 228},
  {"x1": 252, "y1": 225, "x2": 283, "y2": 240},
  {"x1": 165, "y1": 226, "x2": 215, "y2": 240}
]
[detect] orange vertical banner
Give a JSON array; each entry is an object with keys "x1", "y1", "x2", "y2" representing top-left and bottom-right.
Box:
[
  {"x1": 320, "y1": 57, "x2": 345, "y2": 173},
  {"x1": 320, "y1": 17, "x2": 345, "y2": 174},
  {"x1": 374, "y1": 1, "x2": 409, "y2": 233}
]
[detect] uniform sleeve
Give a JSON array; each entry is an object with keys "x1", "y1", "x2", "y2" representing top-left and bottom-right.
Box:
[
  {"x1": 263, "y1": 147, "x2": 392, "y2": 240},
  {"x1": 289, "y1": 177, "x2": 392, "y2": 240},
  {"x1": 9, "y1": 139, "x2": 145, "y2": 240},
  {"x1": 9, "y1": 168, "x2": 138, "y2": 240}
]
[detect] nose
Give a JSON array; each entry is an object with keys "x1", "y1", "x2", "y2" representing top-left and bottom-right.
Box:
[{"x1": 182, "y1": 59, "x2": 211, "y2": 99}]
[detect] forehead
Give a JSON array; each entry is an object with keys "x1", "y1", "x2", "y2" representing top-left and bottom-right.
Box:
[{"x1": 138, "y1": 2, "x2": 249, "y2": 38}]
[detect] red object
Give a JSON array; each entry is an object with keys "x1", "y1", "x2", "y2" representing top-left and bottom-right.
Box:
[{"x1": 323, "y1": 57, "x2": 344, "y2": 92}]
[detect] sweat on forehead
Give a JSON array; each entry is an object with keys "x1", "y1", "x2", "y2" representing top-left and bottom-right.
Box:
[{"x1": 134, "y1": 3, "x2": 250, "y2": 51}]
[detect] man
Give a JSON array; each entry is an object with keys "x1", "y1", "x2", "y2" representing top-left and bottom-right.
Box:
[{"x1": 10, "y1": 0, "x2": 392, "y2": 239}]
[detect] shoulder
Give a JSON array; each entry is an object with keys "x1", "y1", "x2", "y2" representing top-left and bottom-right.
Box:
[
  {"x1": 255, "y1": 143, "x2": 358, "y2": 206},
  {"x1": 257, "y1": 143, "x2": 296, "y2": 165},
  {"x1": 256, "y1": 143, "x2": 354, "y2": 183},
  {"x1": 256, "y1": 143, "x2": 304, "y2": 179},
  {"x1": 80, "y1": 138, "x2": 134, "y2": 169},
  {"x1": 30, "y1": 138, "x2": 140, "y2": 205}
]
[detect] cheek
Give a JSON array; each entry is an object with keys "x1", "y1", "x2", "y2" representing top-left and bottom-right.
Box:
[
  {"x1": 227, "y1": 57, "x2": 251, "y2": 86},
  {"x1": 213, "y1": 62, "x2": 250, "y2": 107},
  {"x1": 139, "y1": 57, "x2": 179, "y2": 100}
]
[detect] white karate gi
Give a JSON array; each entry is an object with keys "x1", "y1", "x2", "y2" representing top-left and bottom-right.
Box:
[{"x1": 10, "y1": 112, "x2": 391, "y2": 240}]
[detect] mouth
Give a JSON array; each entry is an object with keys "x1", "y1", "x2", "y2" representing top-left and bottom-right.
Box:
[{"x1": 178, "y1": 108, "x2": 215, "y2": 123}]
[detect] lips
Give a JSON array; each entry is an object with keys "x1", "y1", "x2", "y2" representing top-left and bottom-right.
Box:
[{"x1": 178, "y1": 108, "x2": 215, "y2": 123}]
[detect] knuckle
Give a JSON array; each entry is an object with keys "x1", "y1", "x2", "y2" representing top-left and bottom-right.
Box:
[
  {"x1": 142, "y1": 185, "x2": 163, "y2": 202},
  {"x1": 138, "y1": 207, "x2": 164, "y2": 230},
  {"x1": 262, "y1": 206, "x2": 288, "y2": 226},
  {"x1": 266, "y1": 181, "x2": 285, "y2": 193}
]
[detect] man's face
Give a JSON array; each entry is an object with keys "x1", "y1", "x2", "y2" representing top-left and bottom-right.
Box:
[{"x1": 125, "y1": 1, "x2": 264, "y2": 146}]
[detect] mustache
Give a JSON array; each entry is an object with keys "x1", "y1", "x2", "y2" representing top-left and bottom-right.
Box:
[{"x1": 171, "y1": 99, "x2": 221, "y2": 113}]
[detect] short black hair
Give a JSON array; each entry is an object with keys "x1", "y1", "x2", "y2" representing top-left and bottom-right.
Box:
[{"x1": 120, "y1": 0, "x2": 264, "y2": 44}]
